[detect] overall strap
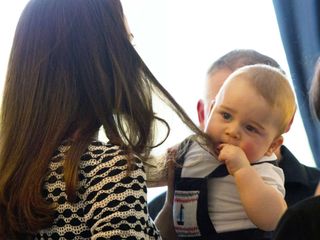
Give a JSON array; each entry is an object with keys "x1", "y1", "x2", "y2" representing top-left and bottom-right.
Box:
[
  {"x1": 207, "y1": 163, "x2": 229, "y2": 178},
  {"x1": 207, "y1": 159, "x2": 278, "y2": 179},
  {"x1": 174, "y1": 141, "x2": 277, "y2": 240},
  {"x1": 173, "y1": 137, "x2": 218, "y2": 239},
  {"x1": 252, "y1": 160, "x2": 278, "y2": 166},
  {"x1": 204, "y1": 160, "x2": 276, "y2": 240}
]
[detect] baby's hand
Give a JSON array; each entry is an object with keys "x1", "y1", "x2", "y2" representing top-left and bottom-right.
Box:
[{"x1": 217, "y1": 144, "x2": 250, "y2": 175}]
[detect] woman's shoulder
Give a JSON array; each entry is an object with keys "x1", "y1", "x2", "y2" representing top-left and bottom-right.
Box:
[
  {"x1": 82, "y1": 140, "x2": 132, "y2": 160},
  {"x1": 76, "y1": 140, "x2": 146, "y2": 205},
  {"x1": 82, "y1": 140, "x2": 124, "y2": 160},
  {"x1": 79, "y1": 140, "x2": 142, "y2": 174},
  {"x1": 86, "y1": 140, "x2": 122, "y2": 155}
]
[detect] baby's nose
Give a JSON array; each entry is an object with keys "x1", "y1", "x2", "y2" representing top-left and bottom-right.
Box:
[{"x1": 225, "y1": 123, "x2": 240, "y2": 140}]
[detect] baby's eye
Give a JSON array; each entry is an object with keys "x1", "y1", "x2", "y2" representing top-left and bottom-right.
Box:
[
  {"x1": 221, "y1": 112, "x2": 232, "y2": 120},
  {"x1": 246, "y1": 125, "x2": 258, "y2": 133}
]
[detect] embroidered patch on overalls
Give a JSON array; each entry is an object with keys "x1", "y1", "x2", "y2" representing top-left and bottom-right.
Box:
[{"x1": 173, "y1": 190, "x2": 201, "y2": 237}]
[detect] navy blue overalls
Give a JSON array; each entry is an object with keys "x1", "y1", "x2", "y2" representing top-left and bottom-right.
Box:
[{"x1": 173, "y1": 137, "x2": 276, "y2": 240}]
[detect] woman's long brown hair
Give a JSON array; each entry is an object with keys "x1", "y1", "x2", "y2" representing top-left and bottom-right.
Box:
[{"x1": 0, "y1": 0, "x2": 205, "y2": 237}]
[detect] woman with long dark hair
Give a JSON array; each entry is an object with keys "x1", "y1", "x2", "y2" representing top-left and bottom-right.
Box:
[{"x1": 0, "y1": 0, "x2": 204, "y2": 238}]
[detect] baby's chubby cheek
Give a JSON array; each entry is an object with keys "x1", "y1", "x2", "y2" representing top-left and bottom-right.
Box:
[{"x1": 239, "y1": 142, "x2": 258, "y2": 163}]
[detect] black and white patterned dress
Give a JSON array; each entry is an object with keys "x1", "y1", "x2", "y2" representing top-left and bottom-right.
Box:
[{"x1": 36, "y1": 141, "x2": 161, "y2": 240}]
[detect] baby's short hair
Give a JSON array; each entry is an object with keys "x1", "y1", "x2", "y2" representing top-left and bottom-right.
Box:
[{"x1": 223, "y1": 64, "x2": 296, "y2": 134}]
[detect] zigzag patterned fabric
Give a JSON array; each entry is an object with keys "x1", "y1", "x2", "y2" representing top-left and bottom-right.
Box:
[{"x1": 36, "y1": 141, "x2": 160, "y2": 240}]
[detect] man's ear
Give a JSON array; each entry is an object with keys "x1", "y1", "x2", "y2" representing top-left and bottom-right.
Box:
[
  {"x1": 197, "y1": 99, "x2": 205, "y2": 130},
  {"x1": 265, "y1": 136, "x2": 283, "y2": 156}
]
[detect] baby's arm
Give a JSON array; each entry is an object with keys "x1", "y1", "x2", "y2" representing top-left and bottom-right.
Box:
[
  {"x1": 154, "y1": 150, "x2": 177, "y2": 239},
  {"x1": 218, "y1": 144, "x2": 287, "y2": 231},
  {"x1": 145, "y1": 154, "x2": 168, "y2": 187},
  {"x1": 145, "y1": 144, "x2": 180, "y2": 187}
]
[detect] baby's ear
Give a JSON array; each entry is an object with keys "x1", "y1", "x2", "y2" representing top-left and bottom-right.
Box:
[
  {"x1": 285, "y1": 110, "x2": 296, "y2": 133},
  {"x1": 265, "y1": 136, "x2": 283, "y2": 156}
]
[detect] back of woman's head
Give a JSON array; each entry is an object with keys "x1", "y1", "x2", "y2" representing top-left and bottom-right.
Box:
[
  {"x1": 8, "y1": 0, "x2": 153, "y2": 151},
  {"x1": 0, "y1": 0, "x2": 202, "y2": 236}
]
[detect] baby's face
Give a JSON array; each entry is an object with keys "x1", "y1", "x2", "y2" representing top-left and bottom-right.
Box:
[{"x1": 204, "y1": 77, "x2": 281, "y2": 163}]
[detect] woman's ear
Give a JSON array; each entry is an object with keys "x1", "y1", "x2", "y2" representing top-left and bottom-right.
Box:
[{"x1": 265, "y1": 136, "x2": 283, "y2": 156}]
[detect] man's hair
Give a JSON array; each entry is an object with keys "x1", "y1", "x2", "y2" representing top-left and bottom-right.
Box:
[{"x1": 207, "y1": 49, "x2": 285, "y2": 76}]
